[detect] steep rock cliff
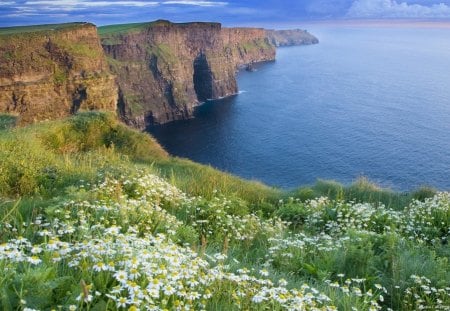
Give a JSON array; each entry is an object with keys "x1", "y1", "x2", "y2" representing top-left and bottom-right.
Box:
[
  {"x1": 100, "y1": 20, "x2": 275, "y2": 128},
  {"x1": 267, "y1": 29, "x2": 319, "y2": 47},
  {"x1": 0, "y1": 21, "x2": 319, "y2": 128},
  {"x1": 0, "y1": 23, "x2": 117, "y2": 124}
]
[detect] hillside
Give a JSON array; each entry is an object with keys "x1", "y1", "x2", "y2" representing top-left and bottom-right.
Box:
[{"x1": 0, "y1": 112, "x2": 448, "y2": 310}]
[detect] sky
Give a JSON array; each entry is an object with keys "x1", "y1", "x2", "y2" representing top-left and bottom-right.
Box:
[{"x1": 1, "y1": 0, "x2": 450, "y2": 27}]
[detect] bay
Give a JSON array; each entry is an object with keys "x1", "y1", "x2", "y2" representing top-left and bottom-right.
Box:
[{"x1": 149, "y1": 24, "x2": 450, "y2": 191}]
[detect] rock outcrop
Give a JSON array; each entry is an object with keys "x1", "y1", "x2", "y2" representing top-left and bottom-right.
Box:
[
  {"x1": 100, "y1": 20, "x2": 275, "y2": 128},
  {"x1": 267, "y1": 29, "x2": 319, "y2": 47},
  {"x1": 0, "y1": 23, "x2": 118, "y2": 124}
]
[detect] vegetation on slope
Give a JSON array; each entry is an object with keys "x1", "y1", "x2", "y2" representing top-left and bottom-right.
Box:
[
  {"x1": 0, "y1": 23, "x2": 91, "y2": 36},
  {"x1": 98, "y1": 20, "x2": 219, "y2": 37},
  {"x1": 0, "y1": 112, "x2": 448, "y2": 311}
]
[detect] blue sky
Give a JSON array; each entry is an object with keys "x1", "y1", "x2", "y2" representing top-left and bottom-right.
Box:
[{"x1": 1, "y1": 0, "x2": 450, "y2": 27}]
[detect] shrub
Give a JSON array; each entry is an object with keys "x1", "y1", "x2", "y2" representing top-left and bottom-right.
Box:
[
  {"x1": 412, "y1": 186, "x2": 437, "y2": 201},
  {"x1": 0, "y1": 114, "x2": 17, "y2": 130}
]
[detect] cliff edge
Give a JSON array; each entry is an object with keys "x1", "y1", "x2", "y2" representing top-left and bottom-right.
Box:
[
  {"x1": 267, "y1": 29, "x2": 319, "y2": 47},
  {"x1": 100, "y1": 20, "x2": 276, "y2": 129},
  {"x1": 0, "y1": 23, "x2": 118, "y2": 124}
]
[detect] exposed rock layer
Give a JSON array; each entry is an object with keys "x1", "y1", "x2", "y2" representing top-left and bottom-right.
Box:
[
  {"x1": 267, "y1": 29, "x2": 319, "y2": 47},
  {"x1": 100, "y1": 20, "x2": 276, "y2": 129},
  {"x1": 0, "y1": 23, "x2": 118, "y2": 124}
]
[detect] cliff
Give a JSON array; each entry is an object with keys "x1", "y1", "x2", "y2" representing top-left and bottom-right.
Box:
[
  {"x1": 266, "y1": 29, "x2": 319, "y2": 47},
  {"x1": 100, "y1": 20, "x2": 275, "y2": 128},
  {"x1": 0, "y1": 21, "x2": 319, "y2": 128},
  {"x1": 0, "y1": 23, "x2": 117, "y2": 124}
]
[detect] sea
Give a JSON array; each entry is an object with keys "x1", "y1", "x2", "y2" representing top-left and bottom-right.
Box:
[{"x1": 149, "y1": 23, "x2": 450, "y2": 191}]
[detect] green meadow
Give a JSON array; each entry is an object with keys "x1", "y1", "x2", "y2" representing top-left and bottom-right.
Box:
[{"x1": 0, "y1": 112, "x2": 448, "y2": 310}]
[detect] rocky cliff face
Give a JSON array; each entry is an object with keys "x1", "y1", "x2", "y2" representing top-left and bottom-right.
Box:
[
  {"x1": 0, "y1": 23, "x2": 117, "y2": 124},
  {"x1": 100, "y1": 20, "x2": 275, "y2": 128},
  {"x1": 267, "y1": 29, "x2": 319, "y2": 47},
  {"x1": 0, "y1": 21, "x2": 318, "y2": 128}
]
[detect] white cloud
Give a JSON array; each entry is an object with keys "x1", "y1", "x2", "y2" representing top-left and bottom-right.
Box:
[
  {"x1": 347, "y1": 0, "x2": 450, "y2": 18},
  {"x1": 25, "y1": 0, "x2": 160, "y2": 7},
  {"x1": 5, "y1": 12, "x2": 69, "y2": 17},
  {"x1": 16, "y1": 0, "x2": 227, "y2": 13},
  {"x1": 163, "y1": 1, "x2": 227, "y2": 7}
]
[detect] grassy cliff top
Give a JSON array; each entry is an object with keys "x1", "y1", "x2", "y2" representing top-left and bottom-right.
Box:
[
  {"x1": 0, "y1": 22, "x2": 94, "y2": 36},
  {"x1": 98, "y1": 19, "x2": 221, "y2": 36},
  {"x1": 98, "y1": 22, "x2": 151, "y2": 36}
]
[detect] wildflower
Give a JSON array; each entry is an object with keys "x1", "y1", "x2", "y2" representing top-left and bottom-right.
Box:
[
  {"x1": 279, "y1": 278, "x2": 288, "y2": 287},
  {"x1": 93, "y1": 262, "x2": 108, "y2": 272},
  {"x1": 187, "y1": 291, "x2": 201, "y2": 300},
  {"x1": 76, "y1": 293, "x2": 93, "y2": 303},
  {"x1": 114, "y1": 270, "x2": 128, "y2": 283},
  {"x1": 28, "y1": 256, "x2": 42, "y2": 265},
  {"x1": 116, "y1": 297, "x2": 128, "y2": 308},
  {"x1": 31, "y1": 246, "x2": 43, "y2": 254},
  {"x1": 252, "y1": 294, "x2": 266, "y2": 303},
  {"x1": 163, "y1": 285, "x2": 176, "y2": 296}
]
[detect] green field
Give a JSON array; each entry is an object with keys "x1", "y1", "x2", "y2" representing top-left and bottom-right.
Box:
[
  {"x1": 98, "y1": 22, "x2": 152, "y2": 36},
  {"x1": 0, "y1": 22, "x2": 90, "y2": 36},
  {"x1": 0, "y1": 112, "x2": 448, "y2": 310},
  {"x1": 98, "y1": 20, "x2": 221, "y2": 38},
  {"x1": 98, "y1": 20, "x2": 183, "y2": 36}
]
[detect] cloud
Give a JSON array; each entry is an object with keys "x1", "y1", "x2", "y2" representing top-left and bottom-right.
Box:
[
  {"x1": 347, "y1": 0, "x2": 450, "y2": 18},
  {"x1": 2, "y1": 0, "x2": 227, "y2": 21},
  {"x1": 21, "y1": 0, "x2": 228, "y2": 9},
  {"x1": 2, "y1": 0, "x2": 450, "y2": 27},
  {"x1": 24, "y1": 0, "x2": 160, "y2": 8},
  {"x1": 163, "y1": 1, "x2": 227, "y2": 7}
]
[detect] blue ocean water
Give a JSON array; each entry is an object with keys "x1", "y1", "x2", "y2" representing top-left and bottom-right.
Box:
[{"x1": 149, "y1": 25, "x2": 450, "y2": 191}]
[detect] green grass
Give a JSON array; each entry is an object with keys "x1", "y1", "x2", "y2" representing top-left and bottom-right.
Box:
[
  {"x1": 98, "y1": 20, "x2": 177, "y2": 37},
  {"x1": 0, "y1": 112, "x2": 277, "y2": 202},
  {"x1": 147, "y1": 43, "x2": 176, "y2": 62},
  {"x1": 0, "y1": 22, "x2": 91, "y2": 36},
  {"x1": 290, "y1": 177, "x2": 436, "y2": 210},
  {"x1": 0, "y1": 112, "x2": 447, "y2": 310},
  {"x1": 52, "y1": 39, "x2": 102, "y2": 58},
  {"x1": 98, "y1": 20, "x2": 219, "y2": 37},
  {"x1": 240, "y1": 38, "x2": 273, "y2": 52},
  {"x1": 98, "y1": 22, "x2": 152, "y2": 36},
  {"x1": 53, "y1": 67, "x2": 68, "y2": 85}
]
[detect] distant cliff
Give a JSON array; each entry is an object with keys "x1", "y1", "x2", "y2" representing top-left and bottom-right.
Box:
[
  {"x1": 0, "y1": 23, "x2": 117, "y2": 124},
  {"x1": 267, "y1": 29, "x2": 319, "y2": 47},
  {"x1": 100, "y1": 20, "x2": 276, "y2": 128}
]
